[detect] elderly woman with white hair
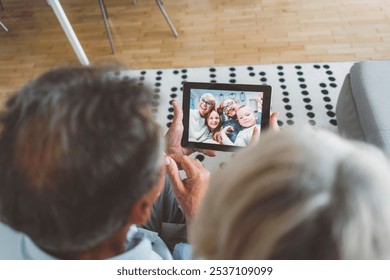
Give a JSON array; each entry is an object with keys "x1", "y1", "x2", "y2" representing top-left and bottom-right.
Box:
[{"x1": 190, "y1": 128, "x2": 390, "y2": 259}]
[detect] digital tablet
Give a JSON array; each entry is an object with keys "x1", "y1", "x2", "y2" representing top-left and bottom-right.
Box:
[{"x1": 181, "y1": 82, "x2": 272, "y2": 152}]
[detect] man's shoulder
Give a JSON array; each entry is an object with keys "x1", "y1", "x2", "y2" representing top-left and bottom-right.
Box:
[{"x1": 0, "y1": 222, "x2": 25, "y2": 259}]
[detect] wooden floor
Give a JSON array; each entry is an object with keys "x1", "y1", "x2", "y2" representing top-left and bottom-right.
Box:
[{"x1": 1, "y1": 0, "x2": 390, "y2": 104}]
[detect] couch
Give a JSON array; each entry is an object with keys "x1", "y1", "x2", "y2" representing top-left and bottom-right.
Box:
[{"x1": 336, "y1": 60, "x2": 390, "y2": 156}]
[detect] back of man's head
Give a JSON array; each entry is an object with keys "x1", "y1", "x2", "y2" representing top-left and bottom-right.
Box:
[{"x1": 0, "y1": 66, "x2": 163, "y2": 253}]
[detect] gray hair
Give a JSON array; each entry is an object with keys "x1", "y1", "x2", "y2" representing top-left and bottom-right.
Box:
[
  {"x1": 191, "y1": 127, "x2": 390, "y2": 259},
  {"x1": 0, "y1": 66, "x2": 163, "y2": 253}
]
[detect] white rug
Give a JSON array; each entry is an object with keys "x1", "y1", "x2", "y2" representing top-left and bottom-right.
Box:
[{"x1": 121, "y1": 61, "x2": 354, "y2": 172}]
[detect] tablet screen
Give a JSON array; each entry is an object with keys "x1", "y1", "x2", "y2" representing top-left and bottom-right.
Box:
[{"x1": 181, "y1": 82, "x2": 272, "y2": 152}]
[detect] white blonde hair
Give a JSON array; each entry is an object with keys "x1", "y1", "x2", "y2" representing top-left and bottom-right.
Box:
[{"x1": 190, "y1": 127, "x2": 390, "y2": 259}]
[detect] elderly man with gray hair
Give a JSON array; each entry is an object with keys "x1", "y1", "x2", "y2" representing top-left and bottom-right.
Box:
[{"x1": 188, "y1": 93, "x2": 217, "y2": 143}]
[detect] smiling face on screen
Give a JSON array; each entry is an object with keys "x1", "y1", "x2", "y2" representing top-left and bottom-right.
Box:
[{"x1": 237, "y1": 106, "x2": 257, "y2": 128}]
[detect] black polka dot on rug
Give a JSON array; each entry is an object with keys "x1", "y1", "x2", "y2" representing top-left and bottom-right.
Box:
[
  {"x1": 309, "y1": 120, "x2": 316, "y2": 126},
  {"x1": 281, "y1": 85, "x2": 287, "y2": 89},
  {"x1": 277, "y1": 120, "x2": 284, "y2": 127},
  {"x1": 259, "y1": 72, "x2": 266, "y2": 76},
  {"x1": 168, "y1": 107, "x2": 174, "y2": 112},
  {"x1": 283, "y1": 91, "x2": 289, "y2": 96},
  {"x1": 323, "y1": 65, "x2": 330, "y2": 69},
  {"x1": 305, "y1": 105, "x2": 313, "y2": 110},
  {"x1": 171, "y1": 87, "x2": 178, "y2": 92},
  {"x1": 260, "y1": 77, "x2": 267, "y2": 82},
  {"x1": 282, "y1": 97, "x2": 290, "y2": 103},
  {"x1": 287, "y1": 120, "x2": 294, "y2": 125},
  {"x1": 330, "y1": 83, "x2": 337, "y2": 88},
  {"x1": 278, "y1": 72, "x2": 284, "y2": 76},
  {"x1": 211, "y1": 80, "x2": 217, "y2": 83},
  {"x1": 303, "y1": 98, "x2": 311, "y2": 103},
  {"x1": 219, "y1": 162, "x2": 226, "y2": 169},
  {"x1": 182, "y1": 75, "x2": 187, "y2": 79},
  {"x1": 166, "y1": 122, "x2": 172, "y2": 128},
  {"x1": 286, "y1": 112, "x2": 294, "y2": 118},
  {"x1": 181, "y1": 69, "x2": 187, "y2": 73},
  {"x1": 157, "y1": 71, "x2": 163, "y2": 75},
  {"x1": 314, "y1": 65, "x2": 321, "y2": 69},
  {"x1": 279, "y1": 78, "x2": 285, "y2": 83},
  {"x1": 285, "y1": 105, "x2": 292, "y2": 110},
  {"x1": 173, "y1": 70, "x2": 179, "y2": 74},
  {"x1": 139, "y1": 76, "x2": 145, "y2": 81},
  {"x1": 326, "y1": 70, "x2": 333, "y2": 75},
  {"x1": 167, "y1": 114, "x2": 174, "y2": 120},
  {"x1": 229, "y1": 79, "x2": 236, "y2": 83},
  {"x1": 277, "y1": 65, "x2": 284, "y2": 70},
  {"x1": 323, "y1": 97, "x2": 331, "y2": 102},
  {"x1": 229, "y1": 67, "x2": 236, "y2": 71},
  {"x1": 321, "y1": 89, "x2": 329, "y2": 95},
  {"x1": 300, "y1": 84, "x2": 307, "y2": 89},
  {"x1": 209, "y1": 68, "x2": 216, "y2": 72},
  {"x1": 325, "y1": 104, "x2": 333, "y2": 110},
  {"x1": 195, "y1": 154, "x2": 205, "y2": 162},
  {"x1": 141, "y1": 71, "x2": 147, "y2": 75},
  {"x1": 298, "y1": 78, "x2": 305, "y2": 82},
  {"x1": 295, "y1": 65, "x2": 302, "y2": 69},
  {"x1": 155, "y1": 82, "x2": 161, "y2": 87},
  {"x1": 327, "y1": 111, "x2": 336, "y2": 118},
  {"x1": 170, "y1": 93, "x2": 177, "y2": 98},
  {"x1": 249, "y1": 72, "x2": 255, "y2": 77},
  {"x1": 319, "y1": 83, "x2": 327, "y2": 88},
  {"x1": 307, "y1": 112, "x2": 315, "y2": 118},
  {"x1": 154, "y1": 88, "x2": 160, "y2": 93},
  {"x1": 247, "y1": 66, "x2": 254, "y2": 71},
  {"x1": 297, "y1": 71, "x2": 303, "y2": 76},
  {"x1": 230, "y1": 73, "x2": 236, "y2": 77},
  {"x1": 330, "y1": 119, "x2": 337, "y2": 126},
  {"x1": 301, "y1": 90, "x2": 309, "y2": 96},
  {"x1": 328, "y1": 77, "x2": 336, "y2": 82},
  {"x1": 210, "y1": 74, "x2": 216, "y2": 78},
  {"x1": 156, "y1": 77, "x2": 162, "y2": 81}
]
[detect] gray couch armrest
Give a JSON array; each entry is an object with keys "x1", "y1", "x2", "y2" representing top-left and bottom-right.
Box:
[{"x1": 336, "y1": 60, "x2": 390, "y2": 156}]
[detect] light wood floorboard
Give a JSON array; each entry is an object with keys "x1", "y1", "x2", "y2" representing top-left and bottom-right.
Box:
[{"x1": 1, "y1": 0, "x2": 390, "y2": 103}]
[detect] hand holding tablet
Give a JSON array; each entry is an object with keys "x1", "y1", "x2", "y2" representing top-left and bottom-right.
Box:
[{"x1": 181, "y1": 82, "x2": 272, "y2": 152}]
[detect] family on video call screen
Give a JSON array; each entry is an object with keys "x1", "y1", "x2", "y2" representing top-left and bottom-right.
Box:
[{"x1": 188, "y1": 89, "x2": 264, "y2": 147}]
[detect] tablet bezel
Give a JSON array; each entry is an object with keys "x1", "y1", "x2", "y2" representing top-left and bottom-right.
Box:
[{"x1": 181, "y1": 82, "x2": 272, "y2": 152}]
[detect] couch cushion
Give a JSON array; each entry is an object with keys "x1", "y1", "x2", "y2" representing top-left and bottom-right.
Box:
[{"x1": 336, "y1": 60, "x2": 390, "y2": 156}]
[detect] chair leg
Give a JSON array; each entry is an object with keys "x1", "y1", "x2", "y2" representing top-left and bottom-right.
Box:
[
  {"x1": 98, "y1": 0, "x2": 116, "y2": 54},
  {"x1": 155, "y1": 0, "x2": 178, "y2": 37},
  {"x1": 0, "y1": 19, "x2": 8, "y2": 32}
]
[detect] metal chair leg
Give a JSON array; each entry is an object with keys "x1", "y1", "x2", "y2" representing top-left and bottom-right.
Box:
[
  {"x1": 155, "y1": 0, "x2": 178, "y2": 37},
  {"x1": 0, "y1": 19, "x2": 8, "y2": 32},
  {"x1": 98, "y1": 0, "x2": 116, "y2": 54}
]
